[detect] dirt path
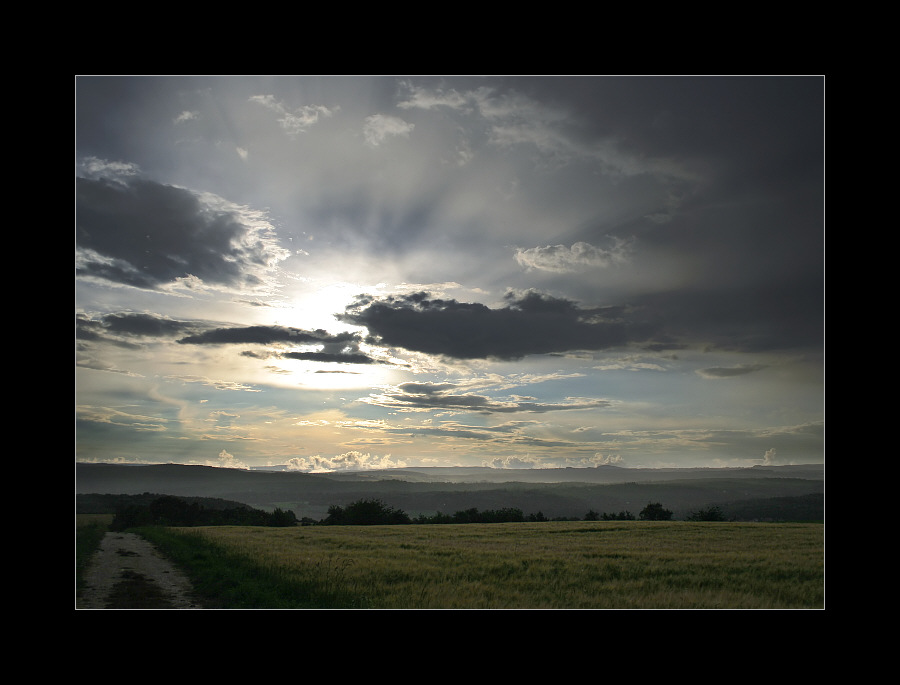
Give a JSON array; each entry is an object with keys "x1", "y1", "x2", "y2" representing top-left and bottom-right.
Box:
[{"x1": 77, "y1": 532, "x2": 202, "y2": 609}]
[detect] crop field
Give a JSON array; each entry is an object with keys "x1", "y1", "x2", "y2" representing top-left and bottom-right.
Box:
[{"x1": 175, "y1": 521, "x2": 824, "y2": 609}]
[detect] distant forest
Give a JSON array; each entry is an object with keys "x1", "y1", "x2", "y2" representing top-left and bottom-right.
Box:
[
  {"x1": 322, "y1": 498, "x2": 680, "y2": 524},
  {"x1": 101, "y1": 495, "x2": 298, "y2": 530},
  {"x1": 78, "y1": 493, "x2": 822, "y2": 529}
]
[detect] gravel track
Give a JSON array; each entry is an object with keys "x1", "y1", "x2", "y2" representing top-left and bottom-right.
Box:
[{"x1": 77, "y1": 532, "x2": 202, "y2": 610}]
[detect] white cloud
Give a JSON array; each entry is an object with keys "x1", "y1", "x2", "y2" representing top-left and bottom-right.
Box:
[
  {"x1": 249, "y1": 95, "x2": 335, "y2": 136},
  {"x1": 515, "y1": 239, "x2": 633, "y2": 272},
  {"x1": 211, "y1": 448, "x2": 249, "y2": 470},
  {"x1": 363, "y1": 114, "x2": 414, "y2": 146},
  {"x1": 486, "y1": 455, "x2": 540, "y2": 469},
  {"x1": 78, "y1": 156, "x2": 140, "y2": 179},
  {"x1": 397, "y1": 83, "x2": 471, "y2": 111},
  {"x1": 284, "y1": 450, "x2": 407, "y2": 472},
  {"x1": 398, "y1": 83, "x2": 567, "y2": 153}
]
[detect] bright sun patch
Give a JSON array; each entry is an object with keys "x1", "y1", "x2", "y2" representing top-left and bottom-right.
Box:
[{"x1": 279, "y1": 281, "x2": 365, "y2": 332}]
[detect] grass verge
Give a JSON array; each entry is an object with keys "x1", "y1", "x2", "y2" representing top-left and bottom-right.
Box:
[
  {"x1": 134, "y1": 526, "x2": 367, "y2": 609},
  {"x1": 75, "y1": 514, "x2": 113, "y2": 598}
]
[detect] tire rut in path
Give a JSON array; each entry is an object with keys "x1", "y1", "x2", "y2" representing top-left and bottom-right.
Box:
[{"x1": 78, "y1": 532, "x2": 202, "y2": 609}]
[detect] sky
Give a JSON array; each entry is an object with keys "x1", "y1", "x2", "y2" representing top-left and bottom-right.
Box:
[{"x1": 75, "y1": 75, "x2": 824, "y2": 472}]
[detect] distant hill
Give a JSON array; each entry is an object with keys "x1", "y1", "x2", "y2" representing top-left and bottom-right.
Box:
[
  {"x1": 318, "y1": 463, "x2": 825, "y2": 484},
  {"x1": 76, "y1": 492, "x2": 254, "y2": 515},
  {"x1": 75, "y1": 462, "x2": 824, "y2": 522},
  {"x1": 723, "y1": 494, "x2": 825, "y2": 523}
]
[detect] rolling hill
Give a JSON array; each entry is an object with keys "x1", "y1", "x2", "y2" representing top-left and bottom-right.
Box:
[{"x1": 76, "y1": 462, "x2": 824, "y2": 522}]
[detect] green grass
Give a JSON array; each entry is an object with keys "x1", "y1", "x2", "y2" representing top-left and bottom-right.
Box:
[
  {"x1": 75, "y1": 514, "x2": 113, "y2": 597},
  {"x1": 135, "y1": 526, "x2": 365, "y2": 608},
  {"x1": 143, "y1": 521, "x2": 824, "y2": 609}
]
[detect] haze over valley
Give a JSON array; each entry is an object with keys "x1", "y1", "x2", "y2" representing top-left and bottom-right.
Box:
[{"x1": 76, "y1": 461, "x2": 824, "y2": 523}]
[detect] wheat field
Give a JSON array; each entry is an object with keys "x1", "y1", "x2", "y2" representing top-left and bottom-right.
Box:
[{"x1": 179, "y1": 521, "x2": 824, "y2": 609}]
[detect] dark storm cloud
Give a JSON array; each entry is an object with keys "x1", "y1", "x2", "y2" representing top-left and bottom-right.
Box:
[
  {"x1": 697, "y1": 364, "x2": 767, "y2": 379},
  {"x1": 179, "y1": 325, "x2": 381, "y2": 364},
  {"x1": 366, "y1": 380, "x2": 611, "y2": 414},
  {"x1": 632, "y1": 278, "x2": 824, "y2": 354},
  {"x1": 178, "y1": 326, "x2": 357, "y2": 346},
  {"x1": 283, "y1": 351, "x2": 374, "y2": 364},
  {"x1": 342, "y1": 271, "x2": 822, "y2": 360},
  {"x1": 75, "y1": 316, "x2": 105, "y2": 342},
  {"x1": 76, "y1": 306, "x2": 385, "y2": 365},
  {"x1": 76, "y1": 312, "x2": 201, "y2": 347},
  {"x1": 77, "y1": 313, "x2": 381, "y2": 363},
  {"x1": 339, "y1": 290, "x2": 653, "y2": 360},
  {"x1": 75, "y1": 176, "x2": 287, "y2": 291},
  {"x1": 101, "y1": 312, "x2": 196, "y2": 337},
  {"x1": 513, "y1": 77, "x2": 823, "y2": 357}
]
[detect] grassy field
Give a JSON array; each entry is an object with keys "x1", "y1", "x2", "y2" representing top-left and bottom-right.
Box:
[
  {"x1": 75, "y1": 514, "x2": 115, "y2": 598},
  {"x1": 148, "y1": 521, "x2": 823, "y2": 609}
]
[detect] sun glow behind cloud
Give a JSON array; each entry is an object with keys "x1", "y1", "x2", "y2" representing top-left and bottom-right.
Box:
[
  {"x1": 273, "y1": 281, "x2": 366, "y2": 331},
  {"x1": 75, "y1": 76, "x2": 824, "y2": 470},
  {"x1": 255, "y1": 280, "x2": 408, "y2": 390},
  {"x1": 268, "y1": 356, "x2": 404, "y2": 392}
]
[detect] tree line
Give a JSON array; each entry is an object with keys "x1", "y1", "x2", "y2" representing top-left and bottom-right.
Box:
[
  {"x1": 110, "y1": 495, "x2": 297, "y2": 530},
  {"x1": 316, "y1": 499, "x2": 729, "y2": 525},
  {"x1": 109, "y1": 495, "x2": 731, "y2": 530}
]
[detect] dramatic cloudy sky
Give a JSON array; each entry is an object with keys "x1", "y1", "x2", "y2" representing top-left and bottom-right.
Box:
[{"x1": 75, "y1": 76, "x2": 824, "y2": 472}]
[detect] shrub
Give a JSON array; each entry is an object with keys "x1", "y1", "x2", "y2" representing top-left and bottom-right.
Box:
[
  {"x1": 639, "y1": 502, "x2": 673, "y2": 521},
  {"x1": 323, "y1": 498, "x2": 411, "y2": 525},
  {"x1": 686, "y1": 505, "x2": 729, "y2": 521}
]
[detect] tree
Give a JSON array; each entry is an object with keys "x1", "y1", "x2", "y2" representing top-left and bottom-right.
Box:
[
  {"x1": 109, "y1": 495, "x2": 297, "y2": 528},
  {"x1": 584, "y1": 509, "x2": 600, "y2": 521},
  {"x1": 323, "y1": 504, "x2": 346, "y2": 525},
  {"x1": 601, "y1": 510, "x2": 635, "y2": 520},
  {"x1": 686, "y1": 505, "x2": 729, "y2": 521},
  {"x1": 149, "y1": 495, "x2": 201, "y2": 526},
  {"x1": 639, "y1": 502, "x2": 673, "y2": 521},
  {"x1": 452, "y1": 507, "x2": 481, "y2": 524},
  {"x1": 269, "y1": 507, "x2": 299, "y2": 527},
  {"x1": 322, "y1": 498, "x2": 410, "y2": 525}
]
